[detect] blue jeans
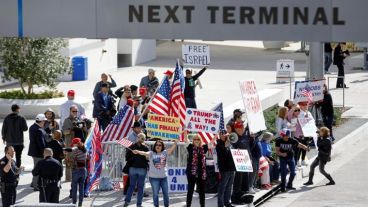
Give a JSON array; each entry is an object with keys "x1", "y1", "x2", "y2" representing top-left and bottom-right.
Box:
[
  {"x1": 269, "y1": 161, "x2": 280, "y2": 181},
  {"x1": 280, "y1": 157, "x2": 296, "y2": 190},
  {"x1": 149, "y1": 177, "x2": 169, "y2": 207},
  {"x1": 125, "y1": 167, "x2": 147, "y2": 206},
  {"x1": 218, "y1": 171, "x2": 235, "y2": 207},
  {"x1": 72, "y1": 168, "x2": 87, "y2": 206}
]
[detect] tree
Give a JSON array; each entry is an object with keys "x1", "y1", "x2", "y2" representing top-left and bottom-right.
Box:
[{"x1": 0, "y1": 37, "x2": 71, "y2": 95}]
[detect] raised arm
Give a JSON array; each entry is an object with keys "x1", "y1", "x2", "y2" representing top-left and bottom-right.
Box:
[
  {"x1": 167, "y1": 140, "x2": 178, "y2": 155},
  {"x1": 192, "y1": 67, "x2": 207, "y2": 80}
]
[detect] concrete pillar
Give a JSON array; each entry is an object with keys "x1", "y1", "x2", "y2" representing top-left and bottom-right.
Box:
[
  {"x1": 117, "y1": 39, "x2": 156, "y2": 67},
  {"x1": 307, "y1": 42, "x2": 324, "y2": 80}
]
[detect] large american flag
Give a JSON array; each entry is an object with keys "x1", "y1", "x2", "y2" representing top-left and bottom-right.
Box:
[
  {"x1": 148, "y1": 77, "x2": 171, "y2": 115},
  {"x1": 117, "y1": 138, "x2": 133, "y2": 149},
  {"x1": 169, "y1": 61, "x2": 186, "y2": 140},
  {"x1": 199, "y1": 103, "x2": 226, "y2": 144},
  {"x1": 301, "y1": 88, "x2": 313, "y2": 104},
  {"x1": 101, "y1": 105, "x2": 134, "y2": 142},
  {"x1": 84, "y1": 120, "x2": 103, "y2": 194}
]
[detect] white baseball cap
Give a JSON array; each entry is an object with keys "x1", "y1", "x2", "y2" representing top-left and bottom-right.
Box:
[{"x1": 35, "y1": 114, "x2": 47, "y2": 121}]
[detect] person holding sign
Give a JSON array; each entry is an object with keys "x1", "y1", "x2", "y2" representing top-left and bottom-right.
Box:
[
  {"x1": 216, "y1": 132, "x2": 236, "y2": 207},
  {"x1": 123, "y1": 133, "x2": 149, "y2": 207},
  {"x1": 184, "y1": 134, "x2": 209, "y2": 207},
  {"x1": 304, "y1": 127, "x2": 335, "y2": 186},
  {"x1": 276, "y1": 129, "x2": 309, "y2": 192},
  {"x1": 132, "y1": 140, "x2": 177, "y2": 207},
  {"x1": 184, "y1": 67, "x2": 207, "y2": 108}
]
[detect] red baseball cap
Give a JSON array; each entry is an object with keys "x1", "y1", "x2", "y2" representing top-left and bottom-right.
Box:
[
  {"x1": 127, "y1": 98, "x2": 134, "y2": 107},
  {"x1": 139, "y1": 87, "x2": 147, "y2": 95},
  {"x1": 164, "y1": 70, "x2": 173, "y2": 76},
  {"x1": 71, "y1": 138, "x2": 82, "y2": 146},
  {"x1": 67, "y1": 90, "x2": 75, "y2": 97},
  {"x1": 234, "y1": 121, "x2": 244, "y2": 129}
]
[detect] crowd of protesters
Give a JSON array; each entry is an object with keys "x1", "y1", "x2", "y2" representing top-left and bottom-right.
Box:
[{"x1": 0, "y1": 66, "x2": 337, "y2": 207}]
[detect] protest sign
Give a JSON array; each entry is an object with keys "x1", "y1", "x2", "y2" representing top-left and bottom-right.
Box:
[
  {"x1": 182, "y1": 44, "x2": 210, "y2": 66},
  {"x1": 239, "y1": 80, "x2": 266, "y2": 134},
  {"x1": 231, "y1": 149, "x2": 253, "y2": 172},
  {"x1": 185, "y1": 108, "x2": 221, "y2": 134},
  {"x1": 146, "y1": 114, "x2": 181, "y2": 140},
  {"x1": 167, "y1": 167, "x2": 188, "y2": 193},
  {"x1": 294, "y1": 80, "x2": 325, "y2": 103},
  {"x1": 276, "y1": 59, "x2": 295, "y2": 83},
  {"x1": 298, "y1": 117, "x2": 318, "y2": 138}
]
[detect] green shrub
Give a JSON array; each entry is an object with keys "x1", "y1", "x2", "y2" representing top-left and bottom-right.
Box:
[
  {"x1": 263, "y1": 105, "x2": 279, "y2": 135},
  {"x1": 0, "y1": 90, "x2": 64, "y2": 99}
]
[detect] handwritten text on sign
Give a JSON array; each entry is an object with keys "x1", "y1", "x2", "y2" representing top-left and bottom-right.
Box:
[
  {"x1": 185, "y1": 108, "x2": 221, "y2": 133},
  {"x1": 239, "y1": 80, "x2": 266, "y2": 134},
  {"x1": 231, "y1": 149, "x2": 253, "y2": 172},
  {"x1": 294, "y1": 80, "x2": 324, "y2": 103},
  {"x1": 146, "y1": 114, "x2": 181, "y2": 140},
  {"x1": 168, "y1": 167, "x2": 188, "y2": 193},
  {"x1": 182, "y1": 44, "x2": 210, "y2": 66}
]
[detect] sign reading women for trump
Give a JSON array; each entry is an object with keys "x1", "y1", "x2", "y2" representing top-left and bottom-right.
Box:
[
  {"x1": 182, "y1": 44, "x2": 210, "y2": 66},
  {"x1": 146, "y1": 114, "x2": 181, "y2": 140},
  {"x1": 231, "y1": 149, "x2": 253, "y2": 172},
  {"x1": 239, "y1": 80, "x2": 266, "y2": 134},
  {"x1": 294, "y1": 80, "x2": 325, "y2": 103},
  {"x1": 185, "y1": 108, "x2": 221, "y2": 134}
]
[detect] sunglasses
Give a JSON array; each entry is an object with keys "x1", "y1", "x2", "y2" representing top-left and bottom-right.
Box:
[
  {"x1": 155, "y1": 144, "x2": 162, "y2": 147},
  {"x1": 294, "y1": 109, "x2": 300, "y2": 112},
  {"x1": 72, "y1": 111, "x2": 78, "y2": 113}
]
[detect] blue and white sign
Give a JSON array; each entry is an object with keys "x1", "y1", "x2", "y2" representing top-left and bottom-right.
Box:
[
  {"x1": 168, "y1": 167, "x2": 188, "y2": 193},
  {"x1": 294, "y1": 80, "x2": 325, "y2": 103},
  {"x1": 231, "y1": 149, "x2": 253, "y2": 172}
]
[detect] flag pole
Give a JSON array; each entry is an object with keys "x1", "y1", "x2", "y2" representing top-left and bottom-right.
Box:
[{"x1": 137, "y1": 75, "x2": 168, "y2": 121}]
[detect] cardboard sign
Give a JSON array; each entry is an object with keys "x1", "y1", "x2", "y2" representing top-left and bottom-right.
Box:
[
  {"x1": 185, "y1": 108, "x2": 221, "y2": 134},
  {"x1": 294, "y1": 80, "x2": 324, "y2": 103},
  {"x1": 146, "y1": 114, "x2": 181, "y2": 140},
  {"x1": 182, "y1": 44, "x2": 210, "y2": 66},
  {"x1": 167, "y1": 167, "x2": 188, "y2": 193},
  {"x1": 276, "y1": 59, "x2": 295, "y2": 83},
  {"x1": 231, "y1": 149, "x2": 253, "y2": 172},
  {"x1": 239, "y1": 80, "x2": 266, "y2": 134},
  {"x1": 298, "y1": 117, "x2": 318, "y2": 137}
]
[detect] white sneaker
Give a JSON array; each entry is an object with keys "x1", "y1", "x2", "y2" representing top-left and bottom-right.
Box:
[
  {"x1": 297, "y1": 161, "x2": 301, "y2": 167},
  {"x1": 254, "y1": 188, "x2": 260, "y2": 192},
  {"x1": 302, "y1": 160, "x2": 308, "y2": 166},
  {"x1": 249, "y1": 188, "x2": 256, "y2": 194}
]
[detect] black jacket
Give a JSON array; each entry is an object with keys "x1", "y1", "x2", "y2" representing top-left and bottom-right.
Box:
[
  {"x1": 216, "y1": 139, "x2": 236, "y2": 172},
  {"x1": 1, "y1": 112, "x2": 28, "y2": 145},
  {"x1": 28, "y1": 123, "x2": 47, "y2": 158},
  {"x1": 47, "y1": 139, "x2": 65, "y2": 164},
  {"x1": 184, "y1": 67, "x2": 206, "y2": 99},
  {"x1": 186, "y1": 144, "x2": 208, "y2": 176},
  {"x1": 126, "y1": 143, "x2": 149, "y2": 169},
  {"x1": 32, "y1": 156, "x2": 63, "y2": 187},
  {"x1": 321, "y1": 92, "x2": 334, "y2": 117},
  {"x1": 93, "y1": 92, "x2": 115, "y2": 118},
  {"x1": 317, "y1": 137, "x2": 332, "y2": 162}
]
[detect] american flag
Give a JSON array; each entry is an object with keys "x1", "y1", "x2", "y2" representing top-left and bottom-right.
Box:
[
  {"x1": 101, "y1": 105, "x2": 134, "y2": 142},
  {"x1": 148, "y1": 77, "x2": 171, "y2": 115},
  {"x1": 112, "y1": 181, "x2": 122, "y2": 191},
  {"x1": 199, "y1": 103, "x2": 226, "y2": 144},
  {"x1": 169, "y1": 61, "x2": 186, "y2": 140},
  {"x1": 84, "y1": 120, "x2": 103, "y2": 194},
  {"x1": 117, "y1": 138, "x2": 133, "y2": 149},
  {"x1": 301, "y1": 88, "x2": 313, "y2": 104}
]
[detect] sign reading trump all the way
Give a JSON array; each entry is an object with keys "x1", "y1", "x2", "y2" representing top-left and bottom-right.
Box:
[{"x1": 185, "y1": 108, "x2": 220, "y2": 134}]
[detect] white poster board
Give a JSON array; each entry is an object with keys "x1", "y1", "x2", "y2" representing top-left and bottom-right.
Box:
[
  {"x1": 239, "y1": 80, "x2": 266, "y2": 134},
  {"x1": 294, "y1": 80, "x2": 325, "y2": 103},
  {"x1": 167, "y1": 167, "x2": 188, "y2": 193},
  {"x1": 185, "y1": 108, "x2": 221, "y2": 134},
  {"x1": 182, "y1": 44, "x2": 210, "y2": 66},
  {"x1": 276, "y1": 59, "x2": 295, "y2": 83},
  {"x1": 298, "y1": 117, "x2": 318, "y2": 138},
  {"x1": 231, "y1": 149, "x2": 253, "y2": 172}
]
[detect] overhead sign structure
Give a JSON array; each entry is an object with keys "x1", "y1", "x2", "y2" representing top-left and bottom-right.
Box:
[
  {"x1": 231, "y1": 149, "x2": 253, "y2": 172},
  {"x1": 2, "y1": 0, "x2": 368, "y2": 41},
  {"x1": 276, "y1": 59, "x2": 295, "y2": 83},
  {"x1": 146, "y1": 114, "x2": 181, "y2": 140},
  {"x1": 239, "y1": 80, "x2": 267, "y2": 134},
  {"x1": 185, "y1": 108, "x2": 220, "y2": 134},
  {"x1": 294, "y1": 80, "x2": 325, "y2": 103},
  {"x1": 182, "y1": 44, "x2": 210, "y2": 66}
]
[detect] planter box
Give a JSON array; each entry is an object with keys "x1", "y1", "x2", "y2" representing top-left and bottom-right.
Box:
[{"x1": 0, "y1": 97, "x2": 92, "y2": 119}]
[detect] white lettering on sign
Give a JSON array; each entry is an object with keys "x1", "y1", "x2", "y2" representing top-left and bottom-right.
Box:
[{"x1": 182, "y1": 44, "x2": 210, "y2": 66}]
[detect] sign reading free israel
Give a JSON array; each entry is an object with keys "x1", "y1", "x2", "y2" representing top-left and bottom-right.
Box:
[{"x1": 2, "y1": 0, "x2": 368, "y2": 41}]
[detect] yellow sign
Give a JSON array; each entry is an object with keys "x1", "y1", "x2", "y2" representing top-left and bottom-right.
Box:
[{"x1": 147, "y1": 114, "x2": 181, "y2": 140}]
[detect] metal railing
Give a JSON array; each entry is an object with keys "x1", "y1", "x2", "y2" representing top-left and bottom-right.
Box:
[{"x1": 327, "y1": 76, "x2": 346, "y2": 108}]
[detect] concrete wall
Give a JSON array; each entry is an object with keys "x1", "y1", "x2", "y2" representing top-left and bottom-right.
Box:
[{"x1": 117, "y1": 39, "x2": 156, "y2": 66}]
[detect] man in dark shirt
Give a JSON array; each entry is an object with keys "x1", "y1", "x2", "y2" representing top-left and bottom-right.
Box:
[
  {"x1": 276, "y1": 129, "x2": 309, "y2": 192},
  {"x1": 320, "y1": 84, "x2": 335, "y2": 141},
  {"x1": 0, "y1": 146, "x2": 24, "y2": 207},
  {"x1": 333, "y1": 42, "x2": 349, "y2": 88},
  {"x1": 324, "y1": 42, "x2": 333, "y2": 74},
  {"x1": 32, "y1": 148, "x2": 63, "y2": 203},
  {"x1": 184, "y1": 67, "x2": 207, "y2": 108}
]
